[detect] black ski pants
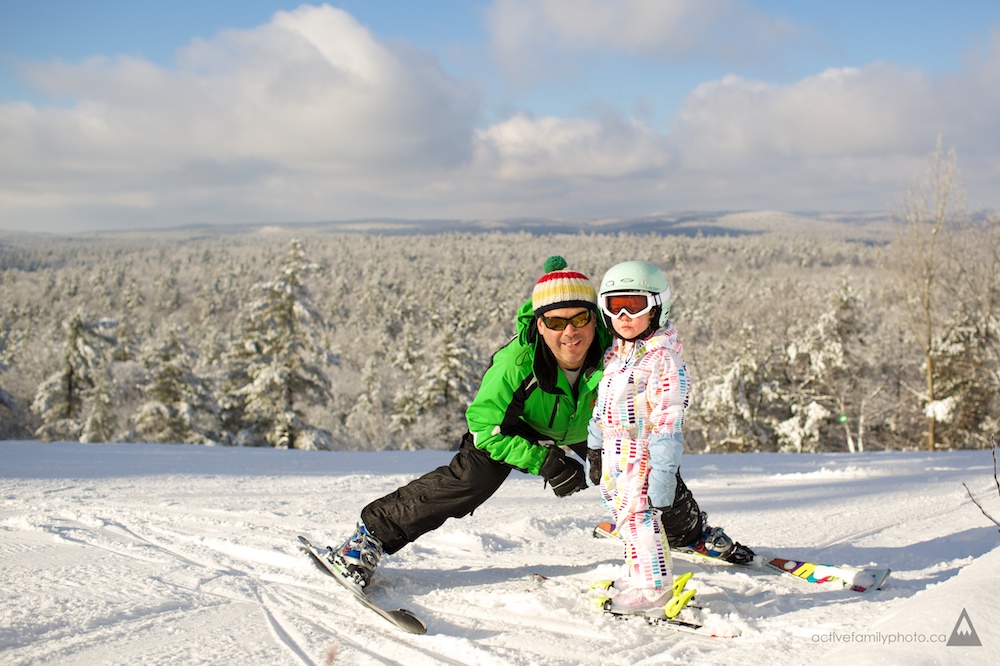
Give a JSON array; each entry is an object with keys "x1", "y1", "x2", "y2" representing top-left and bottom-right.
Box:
[
  {"x1": 360, "y1": 432, "x2": 703, "y2": 555},
  {"x1": 361, "y1": 433, "x2": 509, "y2": 554},
  {"x1": 659, "y1": 472, "x2": 704, "y2": 548}
]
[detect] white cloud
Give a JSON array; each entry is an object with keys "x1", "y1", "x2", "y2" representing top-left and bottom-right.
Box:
[
  {"x1": 0, "y1": 5, "x2": 479, "y2": 228},
  {"x1": 465, "y1": 31, "x2": 1000, "y2": 214},
  {"x1": 474, "y1": 111, "x2": 669, "y2": 180},
  {"x1": 662, "y1": 41, "x2": 1000, "y2": 209},
  {"x1": 673, "y1": 65, "x2": 936, "y2": 164},
  {"x1": 487, "y1": 0, "x2": 796, "y2": 88},
  {"x1": 0, "y1": 6, "x2": 998, "y2": 231}
]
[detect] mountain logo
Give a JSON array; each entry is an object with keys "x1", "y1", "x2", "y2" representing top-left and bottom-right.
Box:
[{"x1": 947, "y1": 608, "x2": 982, "y2": 647}]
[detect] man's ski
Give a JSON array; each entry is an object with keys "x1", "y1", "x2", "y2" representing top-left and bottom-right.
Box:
[
  {"x1": 298, "y1": 535, "x2": 427, "y2": 635},
  {"x1": 530, "y1": 572, "x2": 738, "y2": 638},
  {"x1": 593, "y1": 522, "x2": 890, "y2": 592}
]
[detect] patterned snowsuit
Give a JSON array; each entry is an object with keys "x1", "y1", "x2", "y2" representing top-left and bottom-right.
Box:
[{"x1": 592, "y1": 323, "x2": 690, "y2": 592}]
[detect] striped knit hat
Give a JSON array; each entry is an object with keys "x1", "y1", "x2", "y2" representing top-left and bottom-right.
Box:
[{"x1": 531, "y1": 256, "x2": 598, "y2": 316}]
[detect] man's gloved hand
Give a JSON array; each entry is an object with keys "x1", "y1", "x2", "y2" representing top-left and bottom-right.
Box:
[{"x1": 539, "y1": 447, "x2": 587, "y2": 497}]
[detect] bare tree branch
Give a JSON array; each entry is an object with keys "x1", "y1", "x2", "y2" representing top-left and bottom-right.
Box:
[{"x1": 963, "y1": 435, "x2": 1000, "y2": 533}]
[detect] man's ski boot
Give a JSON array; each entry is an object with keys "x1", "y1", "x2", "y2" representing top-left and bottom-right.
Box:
[
  {"x1": 590, "y1": 572, "x2": 696, "y2": 618},
  {"x1": 326, "y1": 522, "x2": 384, "y2": 592},
  {"x1": 680, "y1": 513, "x2": 759, "y2": 566}
]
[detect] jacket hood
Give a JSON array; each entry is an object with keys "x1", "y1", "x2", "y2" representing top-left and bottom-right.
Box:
[{"x1": 515, "y1": 300, "x2": 536, "y2": 346}]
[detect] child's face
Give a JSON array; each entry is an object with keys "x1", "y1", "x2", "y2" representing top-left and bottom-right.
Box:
[{"x1": 611, "y1": 311, "x2": 653, "y2": 340}]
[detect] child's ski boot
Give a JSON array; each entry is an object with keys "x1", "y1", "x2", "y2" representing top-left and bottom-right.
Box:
[{"x1": 590, "y1": 571, "x2": 696, "y2": 619}]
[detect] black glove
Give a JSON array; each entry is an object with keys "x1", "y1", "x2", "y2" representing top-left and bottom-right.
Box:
[
  {"x1": 539, "y1": 448, "x2": 587, "y2": 497},
  {"x1": 587, "y1": 448, "x2": 602, "y2": 486}
]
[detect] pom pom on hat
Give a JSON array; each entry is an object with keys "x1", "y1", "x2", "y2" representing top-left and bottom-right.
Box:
[
  {"x1": 532, "y1": 255, "x2": 598, "y2": 316},
  {"x1": 543, "y1": 255, "x2": 568, "y2": 273}
]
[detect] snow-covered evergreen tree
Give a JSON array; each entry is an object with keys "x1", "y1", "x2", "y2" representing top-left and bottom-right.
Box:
[
  {"x1": 112, "y1": 279, "x2": 144, "y2": 362},
  {"x1": 932, "y1": 313, "x2": 997, "y2": 446},
  {"x1": 390, "y1": 317, "x2": 481, "y2": 448},
  {"x1": 0, "y1": 321, "x2": 14, "y2": 413},
  {"x1": 31, "y1": 309, "x2": 117, "y2": 442},
  {"x1": 698, "y1": 324, "x2": 782, "y2": 451},
  {"x1": 417, "y1": 322, "x2": 480, "y2": 411},
  {"x1": 344, "y1": 357, "x2": 388, "y2": 449},
  {"x1": 0, "y1": 384, "x2": 13, "y2": 411},
  {"x1": 80, "y1": 371, "x2": 117, "y2": 443},
  {"x1": 0, "y1": 360, "x2": 14, "y2": 413},
  {"x1": 222, "y1": 240, "x2": 333, "y2": 449},
  {"x1": 926, "y1": 213, "x2": 1000, "y2": 447},
  {"x1": 776, "y1": 400, "x2": 832, "y2": 453},
  {"x1": 780, "y1": 278, "x2": 864, "y2": 451},
  {"x1": 131, "y1": 326, "x2": 218, "y2": 444}
]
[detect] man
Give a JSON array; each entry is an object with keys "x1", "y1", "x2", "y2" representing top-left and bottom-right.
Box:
[{"x1": 323, "y1": 256, "x2": 610, "y2": 591}]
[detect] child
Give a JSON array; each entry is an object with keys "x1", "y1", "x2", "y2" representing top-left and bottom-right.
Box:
[{"x1": 587, "y1": 260, "x2": 690, "y2": 614}]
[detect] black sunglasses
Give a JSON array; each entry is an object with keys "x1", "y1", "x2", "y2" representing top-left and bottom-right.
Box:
[{"x1": 541, "y1": 309, "x2": 593, "y2": 331}]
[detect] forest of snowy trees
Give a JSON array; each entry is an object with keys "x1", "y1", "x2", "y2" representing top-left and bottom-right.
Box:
[{"x1": 1, "y1": 203, "x2": 997, "y2": 453}]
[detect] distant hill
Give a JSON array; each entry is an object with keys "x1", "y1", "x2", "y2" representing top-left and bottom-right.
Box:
[{"x1": 115, "y1": 209, "x2": 896, "y2": 242}]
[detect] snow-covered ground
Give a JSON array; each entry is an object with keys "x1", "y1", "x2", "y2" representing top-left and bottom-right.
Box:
[{"x1": 2, "y1": 441, "x2": 998, "y2": 665}]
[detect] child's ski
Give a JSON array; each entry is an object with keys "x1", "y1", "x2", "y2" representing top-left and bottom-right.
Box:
[
  {"x1": 593, "y1": 522, "x2": 890, "y2": 592},
  {"x1": 530, "y1": 572, "x2": 739, "y2": 638}
]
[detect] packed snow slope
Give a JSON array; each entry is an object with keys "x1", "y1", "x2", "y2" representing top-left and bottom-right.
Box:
[{"x1": 2, "y1": 441, "x2": 999, "y2": 665}]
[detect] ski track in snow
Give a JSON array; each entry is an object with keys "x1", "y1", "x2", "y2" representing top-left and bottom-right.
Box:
[{"x1": 1, "y1": 441, "x2": 998, "y2": 665}]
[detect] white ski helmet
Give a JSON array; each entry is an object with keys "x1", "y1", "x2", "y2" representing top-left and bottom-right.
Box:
[{"x1": 599, "y1": 261, "x2": 671, "y2": 328}]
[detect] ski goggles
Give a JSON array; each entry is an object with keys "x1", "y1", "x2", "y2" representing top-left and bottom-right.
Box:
[
  {"x1": 540, "y1": 309, "x2": 594, "y2": 331},
  {"x1": 600, "y1": 292, "x2": 660, "y2": 319}
]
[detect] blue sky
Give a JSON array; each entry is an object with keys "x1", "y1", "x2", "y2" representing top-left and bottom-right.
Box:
[{"x1": 1, "y1": 1, "x2": 998, "y2": 233}]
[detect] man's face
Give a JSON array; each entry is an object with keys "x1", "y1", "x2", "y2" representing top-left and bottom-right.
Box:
[{"x1": 535, "y1": 307, "x2": 597, "y2": 371}]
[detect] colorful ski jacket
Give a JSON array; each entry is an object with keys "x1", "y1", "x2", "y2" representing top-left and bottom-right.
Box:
[{"x1": 466, "y1": 300, "x2": 611, "y2": 475}]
